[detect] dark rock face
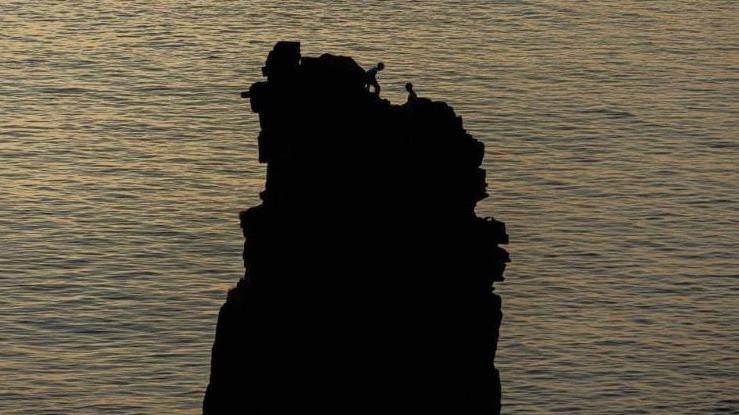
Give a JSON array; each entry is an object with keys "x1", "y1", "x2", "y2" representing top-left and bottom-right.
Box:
[{"x1": 203, "y1": 41, "x2": 510, "y2": 415}]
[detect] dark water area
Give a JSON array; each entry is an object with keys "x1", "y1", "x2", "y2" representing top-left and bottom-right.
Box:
[{"x1": 1, "y1": 1, "x2": 737, "y2": 414}]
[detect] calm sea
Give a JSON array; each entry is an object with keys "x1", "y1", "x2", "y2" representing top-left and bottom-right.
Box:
[{"x1": 1, "y1": 1, "x2": 737, "y2": 413}]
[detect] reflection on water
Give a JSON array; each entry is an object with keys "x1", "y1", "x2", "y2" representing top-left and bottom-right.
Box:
[{"x1": 1, "y1": 1, "x2": 737, "y2": 413}]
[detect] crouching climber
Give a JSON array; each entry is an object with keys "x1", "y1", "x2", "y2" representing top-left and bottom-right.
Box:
[{"x1": 365, "y1": 62, "x2": 384, "y2": 96}]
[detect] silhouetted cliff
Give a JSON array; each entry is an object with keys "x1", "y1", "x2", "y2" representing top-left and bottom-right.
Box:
[{"x1": 204, "y1": 41, "x2": 510, "y2": 415}]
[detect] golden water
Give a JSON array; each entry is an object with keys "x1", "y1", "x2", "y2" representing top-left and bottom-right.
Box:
[{"x1": 1, "y1": 1, "x2": 737, "y2": 413}]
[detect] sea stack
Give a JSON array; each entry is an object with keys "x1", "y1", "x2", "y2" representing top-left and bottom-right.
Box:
[{"x1": 204, "y1": 41, "x2": 510, "y2": 414}]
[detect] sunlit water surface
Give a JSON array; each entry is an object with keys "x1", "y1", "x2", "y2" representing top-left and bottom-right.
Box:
[{"x1": 1, "y1": 1, "x2": 737, "y2": 413}]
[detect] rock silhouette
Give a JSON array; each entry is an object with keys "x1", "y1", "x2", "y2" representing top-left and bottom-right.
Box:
[{"x1": 204, "y1": 41, "x2": 510, "y2": 415}]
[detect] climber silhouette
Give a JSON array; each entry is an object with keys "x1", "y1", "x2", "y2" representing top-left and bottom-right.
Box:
[
  {"x1": 365, "y1": 62, "x2": 384, "y2": 95},
  {"x1": 405, "y1": 82, "x2": 418, "y2": 103}
]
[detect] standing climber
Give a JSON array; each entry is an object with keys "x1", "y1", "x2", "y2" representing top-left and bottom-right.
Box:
[
  {"x1": 365, "y1": 62, "x2": 384, "y2": 96},
  {"x1": 405, "y1": 82, "x2": 418, "y2": 103}
]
